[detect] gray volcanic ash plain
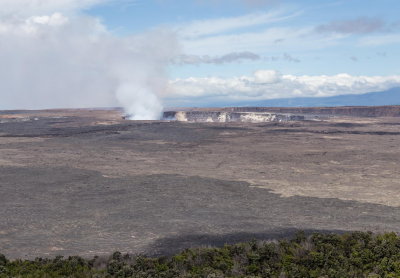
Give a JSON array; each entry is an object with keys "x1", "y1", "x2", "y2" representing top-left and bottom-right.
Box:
[{"x1": 0, "y1": 107, "x2": 400, "y2": 259}]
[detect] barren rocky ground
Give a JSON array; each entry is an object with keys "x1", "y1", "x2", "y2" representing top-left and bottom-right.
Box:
[{"x1": 0, "y1": 108, "x2": 399, "y2": 259}]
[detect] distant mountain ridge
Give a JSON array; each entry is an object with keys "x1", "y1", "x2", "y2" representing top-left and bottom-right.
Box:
[{"x1": 252, "y1": 87, "x2": 400, "y2": 107}]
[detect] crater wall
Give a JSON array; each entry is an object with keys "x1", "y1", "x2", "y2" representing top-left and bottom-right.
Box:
[{"x1": 163, "y1": 111, "x2": 313, "y2": 123}]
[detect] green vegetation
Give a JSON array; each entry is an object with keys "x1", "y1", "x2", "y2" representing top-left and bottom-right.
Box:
[{"x1": 1, "y1": 231, "x2": 400, "y2": 277}]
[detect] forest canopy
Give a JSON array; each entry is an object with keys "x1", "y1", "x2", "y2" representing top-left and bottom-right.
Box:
[{"x1": 1, "y1": 231, "x2": 400, "y2": 278}]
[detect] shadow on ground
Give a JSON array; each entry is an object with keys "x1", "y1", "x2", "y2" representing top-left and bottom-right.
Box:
[{"x1": 143, "y1": 228, "x2": 346, "y2": 256}]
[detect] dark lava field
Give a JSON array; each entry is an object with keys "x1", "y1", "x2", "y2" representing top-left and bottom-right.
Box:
[{"x1": 0, "y1": 108, "x2": 400, "y2": 258}]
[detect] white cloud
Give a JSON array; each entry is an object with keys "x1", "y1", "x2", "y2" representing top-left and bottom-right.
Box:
[
  {"x1": 176, "y1": 9, "x2": 301, "y2": 39},
  {"x1": 0, "y1": 0, "x2": 110, "y2": 16},
  {"x1": 173, "y1": 7, "x2": 355, "y2": 57},
  {"x1": 176, "y1": 10, "x2": 348, "y2": 56},
  {"x1": 254, "y1": 70, "x2": 281, "y2": 83},
  {"x1": 167, "y1": 71, "x2": 400, "y2": 102},
  {"x1": 0, "y1": 13, "x2": 73, "y2": 36},
  {"x1": 182, "y1": 26, "x2": 315, "y2": 55},
  {"x1": 28, "y1": 13, "x2": 69, "y2": 26}
]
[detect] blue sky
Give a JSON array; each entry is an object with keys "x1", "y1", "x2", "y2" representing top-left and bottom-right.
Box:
[
  {"x1": 88, "y1": 0, "x2": 400, "y2": 77},
  {"x1": 0, "y1": 0, "x2": 400, "y2": 115}
]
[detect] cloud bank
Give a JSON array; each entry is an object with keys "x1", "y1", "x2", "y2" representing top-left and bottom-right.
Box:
[
  {"x1": 168, "y1": 70, "x2": 400, "y2": 103},
  {"x1": 0, "y1": 2, "x2": 178, "y2": 120}
]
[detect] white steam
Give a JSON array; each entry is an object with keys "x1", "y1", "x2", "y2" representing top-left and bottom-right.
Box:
[
  {"x1": 116, "y1": 84, "x2": 163, "y2": 120},
  {"x1": 0, "y1": 10, "x2": 179, "y2": 120}
]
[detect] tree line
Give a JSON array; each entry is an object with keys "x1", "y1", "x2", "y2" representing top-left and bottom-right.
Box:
[{"x1": 1, "y1": 231, "x2": 400, "y2": 277}]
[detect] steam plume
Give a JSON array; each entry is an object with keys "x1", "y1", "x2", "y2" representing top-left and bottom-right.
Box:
[{"x1": 0, "y1": 11, "x2": 179, "y2": 120}]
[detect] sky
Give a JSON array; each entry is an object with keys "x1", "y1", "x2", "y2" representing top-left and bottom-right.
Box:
[
  {"x1": 0, "y1": 0, "x2": 400, "y2": 116},
  {"x1": 89, "y1": 0, "x2": 400, "y2": 76}
]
